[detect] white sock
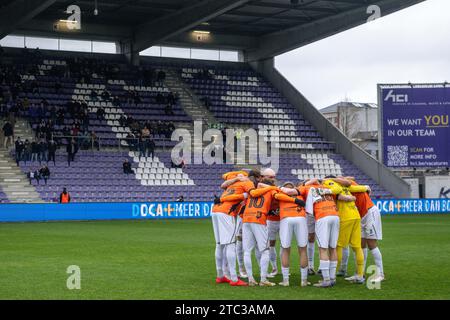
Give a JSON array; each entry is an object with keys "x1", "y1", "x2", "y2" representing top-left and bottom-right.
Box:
[
  {"x1": 244, "y1": 250, "x2": 254, "y2": 281},
  {"x1": 281, "y1": 267, "x2": 289, "y2": 282},
  {"x1": 329, "y1": 261, "x2": 338, "y2": 280},
  {"x1": 300, "y1": 267, "x2": 308, "y2": 282},
  {"x1": 260, "y1": 249, "x2": 270, "y2": 282},
  {"x1": 222, "y1": 246, "x2": 230, "y2": 278},
  {"x1": 269, "y1": 246, "x2": 277, "y2": 270},
  {"x1": 371, "y1": 247, "x2": 384, "y2": 276},
  {"x1": 319, "y1": 260, "x2": 330, "y2": 281},
  {"x1": 363, "y1": 247, "x2": 369, "y2": 273},
  {"x1": 215, "y1": 244, "x2": 224, "y2": 278},
  {"x1": 341, "y1": 246, "x2": 349, "y2": 272},
  {"x1": 307, "y1": 242, "x2": 315, "y2": 269},
  {"x1": 225, "y1": 243, "x2": 238, "y2": 282},
  {"x1": 255, "y1": 247, "x2": 262, "y2": 267},
  {"x1": 236, "y1": 240, "x2": 244, "y2": 271}
]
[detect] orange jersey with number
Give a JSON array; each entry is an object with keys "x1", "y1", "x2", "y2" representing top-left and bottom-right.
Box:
[
  {"x1": 212, "y1": 180, "x2": 255, "y2": 215},
  {"x1": 298, "y1": 184, "x2": 339, "y2": 221},
  {"x1": 350, "y1": 181, "x2": 374, "y2": 218},
  {"x1": 243, "y1": 189, "x2": 278, "y2": 225},
  {"x1": 277, "y1": 194, "x2": 306, "y2": 219}
]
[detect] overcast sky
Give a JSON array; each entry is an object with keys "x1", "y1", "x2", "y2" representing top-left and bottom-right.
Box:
[{"x1": 275, "y1": 0, "x2": 450, "y2": 109}]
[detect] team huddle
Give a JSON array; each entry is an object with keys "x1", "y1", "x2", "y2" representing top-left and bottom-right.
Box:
[{"x1": 211, "y1": 168, "x2": 384, "y2": 287}]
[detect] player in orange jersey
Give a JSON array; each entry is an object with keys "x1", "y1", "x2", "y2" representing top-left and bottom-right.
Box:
[
  {"x1": 282, "y1": 178, "x2": 354, "y2": 287},
  {"x1": 218, "y1": 170, "x2": 262, "y2": 279},
  {"x1": 273, "y1": 182, "x2": 308, "y2": 287},
  {"x1": 211, "y1": 171, "x2": 256, "y2": 286},
  {"x1": 242, "y1": 177, "x2": 279, "y2": 287},
  {"x1": 261, "y1": 168, "x2": 281, "y2": 278}
]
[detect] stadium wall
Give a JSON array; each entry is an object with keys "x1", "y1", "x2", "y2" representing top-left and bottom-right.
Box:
[
  {"x1": 249, "y1": 58, "x2": 411, "y2": 198},
  {"x1": 0, "y1": 200, "x2": 449, "y2": 222}
]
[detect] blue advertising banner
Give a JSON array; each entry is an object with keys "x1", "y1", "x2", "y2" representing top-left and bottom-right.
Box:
[
  {"x1": 0, "y1": 200, "x2": 449, "y2": 223},
  {"x1": 373, "y1": 199, "x2": 450, "y2": 214},
  {"x1": 380, "y1": 85, "x2": 450, "y2": 168},
  {"x1": 0, "y1": 202, "x2": 214, "y2": 222}
]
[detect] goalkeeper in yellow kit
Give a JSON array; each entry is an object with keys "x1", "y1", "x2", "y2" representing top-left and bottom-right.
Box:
[{"x1": 322, "y1": 176, "x2": 370, "y2": 284}]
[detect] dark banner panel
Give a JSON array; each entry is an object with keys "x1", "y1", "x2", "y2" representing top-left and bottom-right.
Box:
[{"x1": 380, "y1": 85, "x2": 450, "y2": 168}]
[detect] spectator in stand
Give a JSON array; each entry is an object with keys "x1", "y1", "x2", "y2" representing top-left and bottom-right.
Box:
[
  {"x1": 23, "y1": 139, "x2": 31, "y2": 163},
  {"x1": 39, "y1": 165, "x2": 50, "y2": 185},
  {"x1": 48, "y1": 139, "x2": 57, "y2": 165},
  {"x1": 57, "y1": 108, "x2": 65, "y2": 125},
  {"x1": 81, "y1": 110, "x2": 89, "y2": 132},
  {"x1": 141, "y1": 126, "x2": 150, "y2": 139},
  {"x1": 165, "y1": 122, "x2": 175, "y2": 139},
  {"x1": 167, "y1": 92, "x2": 176, "y2": 105},
  {"x1": 126, "y1": 132, "x2": 136, "y2": 151},
  {"x1": 27, "y1": 169, "x2": 35, "y2": 185},
  {"x1": 39, "y1": 139, "x2": 48, "y2": 162},
  {"x1": 155, "y1": 92, "x2": 164, "y2": 104},
  {"x1": 201, "y1": 96, "x2": 211, "y2": 111},
  {"x1": 67, "y1": 139, "x2": 77, "y2": 166},
  {"x1": 14, "y1": 137, "x2": 24, "y2": 164},
  {"x1": 79, "y1": 130, "x2": 90, "y2": 150},
  {"x1": 147, "y1": 136, "x2": 155, "y2": 160},
  {"x1": 138, "y1": 135, "x2": 146, "y2": 159},
  {"x1": 2, "y1": 120, "x2": 13, "y2": 149},
  {"x1": 28, "y1": 169, "x2": 41, "y2": 185},
  {"x1": 171, "y1": 156, "x2": 185, "y2": 169},
  {"x1": 165, "y1": 103, "x2": 174, "y2": 116},
  {"x1": 156, "y1": 70, "x2": 166, "y2": 84},
  {"x1": 59, "y1": 188, "x2": 71, "y2": 203},
  {"x1": 96, "y1": 106, "x2": 105, "y2": 120},
  {"x1": 123, "y1": 159, "x2": 134, "y2": 174},
  {"x1": 101, "y1": 90, "x2": 110, "y2": 101},
  {"x1": 62, "y1": 126, "x2": 70, "y2": 137},
  {"x1": 31, "y1": 140, "x2": 39, "y2": 162},
  {"x1": 90, "y1": 90, "x2": 98, "y2": 101},
  {"x1": 49, "y1": 106, "x2": 57, "y2": 123},
  {"x1": 119, "y1": 115, "x2": 127, "y2": 127},
  {"x1": 70, "y1": 122, "x2": 80, "y2": 137},
  {"x1": 176, "y1": 195, "x2": 185, "y2": 202},
  {"x1": 90, "y1": 131, "x2": 100, "y2": 151}
]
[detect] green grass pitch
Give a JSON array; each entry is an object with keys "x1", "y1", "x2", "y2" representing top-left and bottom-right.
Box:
[{"x1": 0, "y1": 215, "x2": 449, "y2": 299}]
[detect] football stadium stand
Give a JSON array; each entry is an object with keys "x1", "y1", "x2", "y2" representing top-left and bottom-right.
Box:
[{"x1": 1, "y1": 48, "x2": 393, "y2": 202}]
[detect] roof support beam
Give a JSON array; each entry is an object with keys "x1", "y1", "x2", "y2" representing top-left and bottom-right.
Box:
[
  {"x1": 132, "y1": 0, "x2": 251, "y2": 54},
  {"x1": 245, "y1": 0, "x2": 426, "y2": 62},
  {"x1": 0, "y1": 0, "x2": 57, "y2": 39}
]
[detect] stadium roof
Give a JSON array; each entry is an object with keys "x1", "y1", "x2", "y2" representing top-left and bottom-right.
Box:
[{"x1": 0, "y1": 0, "x2": 426, "y2": 61}]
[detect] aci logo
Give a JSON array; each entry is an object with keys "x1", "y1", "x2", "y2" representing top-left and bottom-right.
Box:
[{"x1": 384, "y1": 90, "x2": 408, "y2": 103}]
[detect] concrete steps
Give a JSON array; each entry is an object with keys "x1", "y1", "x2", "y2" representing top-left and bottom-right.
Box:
[
  {"x1": 0, "y1": 123, "x2": 44, "y2": 203},
  {"x1": 165, "y1": 70, "x2": 217, "y2": 124},
  {"x1": 164, "y1": 69, "x2": 223, "y2": 151},
  {"x1": 13, "y1": 119, "x2": 35, "y2": 142}
]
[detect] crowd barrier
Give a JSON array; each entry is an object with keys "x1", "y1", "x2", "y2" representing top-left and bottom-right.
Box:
[{"x1": 0, "y1": 199, "x2": 449, "y2": 222}]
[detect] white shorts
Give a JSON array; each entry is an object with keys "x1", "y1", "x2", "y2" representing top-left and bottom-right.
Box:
[
  {"x1": 211, "y1": 212, "x2": 238, "y2": 245},
  {"x1": 361, "y1": 206, "x2": 383, "y2": 240},
  {"x1": 242, "y1": 223, "x2": 269, "y2": 253},
  {"x1": 307, "y1": 214, "x2": 316, "y2": 234},
  {"x1": 267, "y1": 220, "x2": 280, "y2": 241},
  {"x1": 315, "y1": 215, "x2": 340, "y2": 249},
  {"x1": 236, "y1": 215, "x2": 243, "y2": 238},
  {"x1": 280, "y1": 216, "x2": 308, "y2": 249}
]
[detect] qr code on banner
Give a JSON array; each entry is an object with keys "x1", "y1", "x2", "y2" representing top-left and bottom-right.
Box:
[{"x1": 387, "y1": 145, "x2": 409, "y2": 167}]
